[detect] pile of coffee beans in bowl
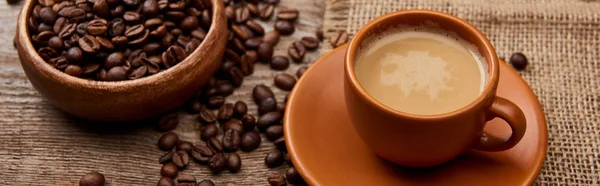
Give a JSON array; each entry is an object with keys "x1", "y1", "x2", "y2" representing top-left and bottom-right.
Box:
[{"x1": 27, "y1": 0, "x2": 213, "y2": 81}]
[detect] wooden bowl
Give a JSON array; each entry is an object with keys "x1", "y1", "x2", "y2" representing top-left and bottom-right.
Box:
[{"x1": 15, "y1": 0, "x2": 228, "y2": 122}]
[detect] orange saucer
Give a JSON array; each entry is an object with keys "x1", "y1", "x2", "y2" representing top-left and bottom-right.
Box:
[{"x1": 284, "y1": 44, "x2": 548, "y2": 186}]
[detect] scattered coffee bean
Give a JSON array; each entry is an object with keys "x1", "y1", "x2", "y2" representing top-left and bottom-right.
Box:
[
  {"x1": 208, "y1": 137, "x2": 224, "y2": 152},
  {"x1": 201, "y1": 124, "x2": 219, "y2": 141},
  {"x1": 265, "y1": 125, "x2": 283, "y2": 141},
  {"x1": 263, "y1": 30, "x2": 280, "y2": 45},
  {"x1": 296, "y1": 66, "x2": 307, "y2": 78},
  {"x1": 258, "y1": 4, "x2": 274, "y2": 20},
  {"x1": 267, "y1": 172, "x2": 286, "y2": 186},
  {"x1": 216, "y1": 82, "x2": 235, "y2": 96},
  {"x1": 172, "y1": 150, "x2": 189, "y2": 168},
  {"x1": 274, "y1": 20, "x2": 294, "y2": 35},
  {"x1": 218, "y1": 103, "x2": 234, "y2": 123},
  {"x1": 177, "y1": 174, "x2": 196, "y2": 186},
  {"x1": 191, "y1": 144, "x2": 214, "y2": 164},
  {"x1": 206, "y1": 96, "x2": 226, "y2": 109},
  {"x1": 224, "y1": 120, "x2": 244, "y2": 133},
  {"x1": 157, "y1": 177, "x2": 176, "y2": 186},
  {"x1": 274, "y1": 73, "x2": 297, "y2": 91},
  {"x1": 253, "y1": 84, "x2": 275, "y2": 104},
  {"x1": 301, "y1": 36, "x2": 319, "y2": 50},
  {"x1": 158, "y1": 132, "x2": 179, "y2": 151},
  {"x1": 240, "y1": 130, "x2": 261, "y2": 152},
  {"x1": 227, "y1": 153, "x2": 242, "y2": 173},
  {"x1": 258, "y1": 97, "x2": 277, "y2": 115},
  {"x1": 277, "y1": 8, "x2": 299, "y2": 20},
  {"x1": 241, "y1": 115, "x2": 257, "y2": 131},
  {"x1": 329, "y1": 30, "x2": 349, "y2": 48},
  {"x1": 270, "y1": 56, "x2": 289, "y2": 70},
  {"x1": 177, "y1": 141, "x2": 194, "y2": 153},
  {"x1": 197, "y1": 179, "x2": 216, "y2": 186},
  {"x1": 233, "y1": 101, "x2": 248, "y2": 118},
  {"x1": 288, "y1": 41, "x2": 306, "y2": 62},
  {"x1": 258, "y1": 42, "x2": 274, "y2": 63},
  {"x1": 159, "y1": 149, "x2": 175, "y2": 164},
  {"x1": 158, "y1": 114, "x2": 179, "y2": 131},
  {"x1": 185, "y1": 99, "x2": 203, "y2": 114},
  {"x1": 245, "y1": 20, "x2": 264, "y2": 35},
  {"x1": 510, "y1": 52, "x2": 528, "y2": 70},
  {"x1": 316, "y1": 27, "x2": 324, "y2": 41},
  {"x1": 273, "y1": 136, "x2": 286, "y2": 151},
  {"x1": 222, "y1": 129, "x2": 241, "y2": 152},
  {"x1": 265, "y1": 150, "x2": 285, "y2": 168},
  {"x1": 208, "y1": 153, "x2": 227, "y2": 173},
  {"x1": 199, "y1": 109, "x2": 217, "y2": 124},
  {"x1": 160, "y1": 162, "x2": 179, "y2": 178},
  {"x1": 286, "y1": 167, "x2": 303, "y2": 184},
  {"x1": 276, "y1": 102, "x2": 286, "y2": 113},
  {"x1": 245, "y1": 38, "x2": 263, "y2": 49},
  {"x1": 79, "y1": 171, "x2": 105, "y2": 186},
  {"x1": 257, "y1": 111, "x2": 282, "y2": 130}
]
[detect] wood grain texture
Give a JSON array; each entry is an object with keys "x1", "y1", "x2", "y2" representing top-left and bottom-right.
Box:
[{"x1": 0, "y1": 0, "x2": 326, "y2": 185}]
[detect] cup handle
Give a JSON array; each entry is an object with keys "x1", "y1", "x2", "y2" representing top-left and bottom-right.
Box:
[{"x1": 474, "y1": 97, "x2": 527, "y2": 151}]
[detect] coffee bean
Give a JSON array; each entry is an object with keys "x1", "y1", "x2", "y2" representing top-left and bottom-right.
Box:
[
  {"x1": 58, "y1": 23, "x2": 76, "y2": 38},
  {"x1": 286, "y1": 167, "x2": 303, "y2": 184},
  {"x1": 191, "y1": 29, "x2": 207, "y2": 40},
  {"x1": 208, "y1": 137, "x2": 224, "y2": 152},
  {"x1": 274, "y1": 20, "x2": 294, "y2": 35},
  {"x1": 276, "y1": 102, "x2": 286, "y2": 113},
  {"x1": 270, "y1": 56, "x2": 289, "y2": 70},
  {"x1": 158, "y1": 132, "x2": 179, "y2": 151},
  {"x1": 246, "y1": 3, "x2": 258, "y2": 15},
  {"x1": 265, "y1": 0, "x2": 279, "y2": 4},
  {"x1": 245, "y1": 38, "x2": 262, "y2": 49},
  {"x1": 263, "y1": 30, "x2": 280, "y2": 45},
  {"x1": 222, "y1": 129, "x2": 241, "y2": 152},
  {"x1": 48, "y1": 36, "x2": 64, "y2": 51},
  {"x1": 162, "y1": 45, "x2": 186, "y2": 68},
  {"x1": 123, "y1": 0, "x2": 140, "y2": 7},
  {"x1": 235, "y1": 6, "x2": 250, "y2": 23},
  {"x1": 264, "y1": 150, "x2": 284, "y2": 168},
  {"x1": 40, "y1": 7, "x2": 56, "y2": 25},
  {"x1": 191, "y1": 144, "x2": 214, "y2": 163},
  {"x1": 257, "y1": 111, "x2": 282, "y2": 130},
  {"x1": 201, "y1": 124, "x2": 218, "y2": 141},
  {"x1": 296, "y1": 66, "x2": 307, "y2": 78},
  {"x1": 105, "y1": 52, "x2": 126, "y2": 69},
  {"x1": 316, "y1": 27, "x2": 324, "y2": 41},
  {"x1": 223, "y1": 120, "x2": 243, "y2": 133},
  {"x1": 267, "y1": 172, "x2": 286, "y2": 186},
  {"x1": 265, "y1": 125, "x2": 283, "y2": 141},
  {"x1": 329, "y1": 30, "x2": 349, "y2": 48},
  {"x1": 233, "y1": 101, "x2": 247, "y2": 118},
  {"x1": 87, "y1": 19, "x2": 108, "y2": 36},
  {"x1": 277, "y1": 8, "x2": 298, "y2": 20},
  {"x1": 111, "y1": 5, "x2": 125, "y2": 17},
  {"x1": 241, "y1": 114, "x2": 256, "y2": 130},
  {"x1": 218, "y1": 103, "x2": 234, "y2": 123},
  {"x1": 258, "y1": 97, "x2": 277, "y2": 115},
  {"x1": 123, "y1": 11, "x2": 142, "y2": 24},
  {"x1": 142, "y1": 0, "x2": 159, "y2": 17},
  {"x1": 206, "y1": 96, "x2": 225, "y2": 109},
  {"x1": 225, "y1": 6, "x2": 234, "y2": 21},
  {"x1": 65, "y1": 65, "x2": 83, "y2": 77},
  {"x1": 253, "y1": 84, "x2": 275, "y2": 104},
  {"x1": 216, "y1": 82, "x2": 235, "y2": 96},
  {"x1": 258, "y1": 42, "x2": 274, "y2": 63},
  {"x1": 231, "y1": 24, "x2": 249, "y2": 41},
  {"x1": 177, "y1": 141, "x2": 194, "y2": 153},
  {"x1": 245, "y1": 50, "x2": 258, "y2": 64},
  {"x1": 158, "y1": 113, "x2": 179, "y2": 131},
  {"x1": 245, "y1": 20, "x2": 264, "y2": 36},
  {"x1": 157, "y1": 177, "x2": 176, "y2": 186},
  {"x1": 227, "y1": 153, "x2": 242, "y2": 173},
  {"x1": 301, "y1": 36, "x2": 319, "y2": 50},
  {"x1": 181, "y1": 16, "x2": 199, "y2": 31},
  {"x1": 288, "y1": 41, "x2": 306, "y2": 62},
  {"x1": 228, "y1": 67, "x2": 245, "y2": 87},
  {"x1": 273, "y1": 136, "x2": 286, "y2": 151},
  {"x1": 83, "y1": 64, "x2": 101, "y2": 76},
  {"x1": 105, "y1": 66, "x2": 128, "y2": 81},
  {"x1": 79, "y1": 35, "x2": 101, "y2": 53},
  {"x1": 208, "y1": 153, "x2": 227, "y2": 173},
  {"x1": 177, "y1": 174, "x2": 196, "y2": 186},
  {"x1": 79, "y1": 171, "x2": 105, "y2": 186},
  {"x1": 510, "y1": 52, "x2": 528, "y2": 70},
  {"x1": 172, "y1": 150, "x2": 189, "y2": 168},
  {"x1": 240, "y1": 54, "x2": 254, "y2": 75},
  {"x1": 112, "y1": 36, "x2": 128, "y2": 47},
  {"x1": 197, "y1": 179, "x2": 216, "y2": 186},
  {"x1": 37, "y1": 47, "x2": 58, "y2": 61},
  {"x1": 239, "y1": 131, "x2": 261, "y2": 152},
  {"x1": 96, "y1": 37, "x2": 114, "y2": 50},
  {"x1": 200, "y1": 9, "x2": 212, "y2": 29},
  {"x1": 159, "y1": 149, "x2": 175, "y2": 164},
  {"x1": 274, "y1": 73, "x2": 297, "y2": 91},
  {"x1": 160, "y1": 162, "x2": 179, "y2": 178},
  {"x1": 142, "y1": 57, "x2": 161, "y2": 74},
  {"x1": 143, "y1": 42, "x2": 162, "y2": 54},
  {"x1": 258, "y1": 4, "x2": 274, "y2": 20}
]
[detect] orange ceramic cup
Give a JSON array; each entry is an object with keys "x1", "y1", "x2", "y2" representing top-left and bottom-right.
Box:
[{"x1": 344, "y1": 10, "x2": 527, "y2": 167}]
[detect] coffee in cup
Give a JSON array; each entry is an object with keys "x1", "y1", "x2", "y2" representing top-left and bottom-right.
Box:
[{"x1": 355, "y1": 26, "x2": 488, "y2": 115}]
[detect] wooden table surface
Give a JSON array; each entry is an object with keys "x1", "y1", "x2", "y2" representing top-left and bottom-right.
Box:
[{"x1": 0, "y1": 0, "x2": 327, "y2": 185}]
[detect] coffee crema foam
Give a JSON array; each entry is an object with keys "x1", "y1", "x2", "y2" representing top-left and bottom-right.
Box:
[{"x1": 355, "y1": 26, "x2": 488, "y2": 115}]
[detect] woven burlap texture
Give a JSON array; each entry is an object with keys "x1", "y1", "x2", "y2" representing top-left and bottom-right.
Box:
[{"x1": 322, "y1": 0, "x2": 600, "y2": 185}]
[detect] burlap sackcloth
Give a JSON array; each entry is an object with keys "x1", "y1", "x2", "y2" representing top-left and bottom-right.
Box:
[{"x1": 320, "y1": 0, "x2": 600, "y2": 185}]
